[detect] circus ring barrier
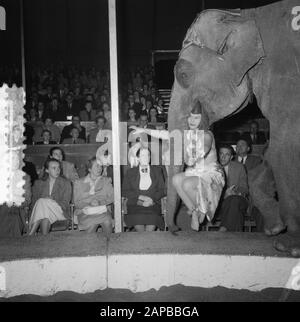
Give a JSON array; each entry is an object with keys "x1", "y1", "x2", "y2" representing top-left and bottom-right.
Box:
[{"x1": 0, "y1": 231, "x2": 300, "y2": 298}]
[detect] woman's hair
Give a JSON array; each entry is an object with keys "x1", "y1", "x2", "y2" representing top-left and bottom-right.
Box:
[
  {"x1": 49, "y1": 146, "x2": 65, "y2": 161},
  {"x1": 86, "y1": 156, "x2": 101, "y2": 175},
  {"x1": 190, "y1": 101, "x2": 210, "y2": 130},
  {"x1": 41, "y1": 157, "x2": 61, "y2": 181},
  {"x1": 190, "y1": 101, "x2": 202, "y2": 115}
]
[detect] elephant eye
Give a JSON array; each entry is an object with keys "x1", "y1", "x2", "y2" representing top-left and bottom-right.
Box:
[{"x1": 175, "y1": 59, "x2": 195, "y2": 89}]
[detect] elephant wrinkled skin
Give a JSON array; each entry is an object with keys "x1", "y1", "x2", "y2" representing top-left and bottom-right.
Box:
[{"x1": 166, "y1": 0, "x2": 300, "y2": 257}]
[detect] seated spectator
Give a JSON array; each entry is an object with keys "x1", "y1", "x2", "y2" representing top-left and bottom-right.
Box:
[
  {"x1": 122, "y1": 144, "x2": 166, "y2": 232},
  {"x1": 217, "y1": 145, "x2": 249, "y2": 232},
  {"x1": 88, "y1": 116, "x2": 110, "y2": 143},
  {"x1": 127, "y1": 107, "x2": 137, "y2": 123},
  {"x1": 138, "y1": 111, "x2": 155, "y2": 129},
  {"x1": 36, "y1": 101, "x2": 47, "y2": 122},
  {"x1": 120, "y1": 101, "x2": 130, "y2": 121},
  {"x1": 101, "y1": 102, "x2": 112, "y2": 129},
  {"x1": 234, "y1": 137, "x2": 264, "y2": 232},
  {"x1": 29, "y1": 158, "x2": 72, "y2": 235},
  {"x1": 234, "y1": 137, "x2": 262, "y2": 172},
  {"x1": 34, "y1": 117, "x2": 61, "y2": 144},
  {"x1": 0, "y1": 174, "x2": 31, "y2": 237},
  {"x1": 63, "y1": 93, "x2": 80, "y2": 117},
  {"x1": 148, "y1": 107, "x2": 158, "y2": 123},
  {"x1": 35, "y1": 130, "x2": 57, "y2": 145},
  {"x1": 62, "y1": 127, "x2": 86, "y2": 144},
  {"x1": 79, "y1": 101, "x2": 97, "y2": 121},
  {"x1": 73, "y1": 86, "x2": 84, "y2": 111},
  {"x1": 140, "y1": 96, "x2": 147, "y2": 113},
  {"x1": 60, "y1": 115, "x2": 86, "y2": 143},
  {"x1": 242, "y1": 120, "x2": 267, "y2": 145},
  {"x1": 27, "y1": 108, "x2": 44, "y2": 128},
  {"x1": 155, "y1": 98, "x2": 165, "y2": 115},
  {"x1": 24, "y1": 123, "x2": 35, "y2": 145},
  {"x1": 73, "y1": 157, "x2": 114, "y2": 234},
  {"x1": 23, "y1": 158, "x2": 39, "y2": 185},
  {"x1": 47, "y1": 96, "x2": 67, "y2": 121},
  {"x1": 49, "y1": 146, "x2": 79, "y2": 182}
]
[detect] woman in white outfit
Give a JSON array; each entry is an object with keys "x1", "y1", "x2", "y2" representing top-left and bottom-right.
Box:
[{"x1": 130, "y1": 102, "x2": 225, "y2": 231}]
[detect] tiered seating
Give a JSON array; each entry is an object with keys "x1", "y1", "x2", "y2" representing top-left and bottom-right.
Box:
[{"x1": 158, "y1": 89, "x2": 172, "y2": 113}]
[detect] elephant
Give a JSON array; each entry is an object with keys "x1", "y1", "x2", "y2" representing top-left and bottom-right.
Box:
[{"x1": 166, "y1": 0, "x2": 300, "y2": 257}]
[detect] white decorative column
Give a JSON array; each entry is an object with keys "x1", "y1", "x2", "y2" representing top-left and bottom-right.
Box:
[{"x1": 0, "y1": 85, "x2": 26, "y2": 206}]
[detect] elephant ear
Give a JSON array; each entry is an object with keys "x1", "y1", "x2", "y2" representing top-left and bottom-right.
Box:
[
  {"x1": 182, "y1": 10, "x2": 265, "y2": 86},
  {"x1": 219, "y1": 18, "x2": 265, "y2": 86}
]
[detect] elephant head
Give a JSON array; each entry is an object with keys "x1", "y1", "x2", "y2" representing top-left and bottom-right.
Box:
[
  {"x1": 166, "y1": 9, "x2": 265, "y2": 230},
  {"x1": 169, "y1": 9, "x2": 265, "y2": 130}
]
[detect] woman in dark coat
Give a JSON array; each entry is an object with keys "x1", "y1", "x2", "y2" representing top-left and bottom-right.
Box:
[{"x1": 122, "y1": 144, "x2": 166, "y2": 231}]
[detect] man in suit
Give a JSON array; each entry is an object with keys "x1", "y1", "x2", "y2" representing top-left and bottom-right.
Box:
[
  {"x1": 35, "y1": 130, "x2": 57, "y2": 145},
  {"x1": 242, "y1": 120, "x2": 267, "y2": 145},
  {"x1": 234, "y1": 137, "x2": 262, "y2": 172},
  {"x1": 60, "y1": 115, "x2": 86, "y2": 143},
  {"x1": 79, "y1": 101, "x2": 97, "y2": 121},
  {"x1": 63, "y1": 94, "x2": 80, "y2": 117},
  {"x1": 47, "y1": 96, "x2": 67, "y2": 121},
  {"x1": 217, "y1": 144, "x2": 249, "y2": 232}
]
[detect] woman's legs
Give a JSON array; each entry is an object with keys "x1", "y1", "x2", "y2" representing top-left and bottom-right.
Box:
[
  {"x1": 182, "y1": 176, "x2": 199, "y2": 207},
  {"x1": 172, "y1": 172, "x2": 195, "y2": 212},
  {"x1": 182, "y1": 176, "x2": 206, "y2": 228},
  {"x1": 40, "y1": 219, "x2": 51, "y2": 235},
  {"x1": 29, "y1": 220, "x2": 42, "y2": 235},
  {"x1": 145, "y1": 225, "x2": 156, "y2": 232}
]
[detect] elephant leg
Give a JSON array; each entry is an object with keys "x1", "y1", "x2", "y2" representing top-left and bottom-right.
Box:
[
  {"x1": 268, "y1": 145, "x2": 300, "y2": 257},
  {"x1": 248, "y1": 161, "x2": 285, "y2": 236}
]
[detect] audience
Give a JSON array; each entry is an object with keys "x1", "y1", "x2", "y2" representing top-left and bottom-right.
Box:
[
  {"x1": 8, "y1": 63, "x2": 270, "y2": 236},
  {"x1": 73, "y1": 157, "x2": 114, "y2": 234},
  {"x1": 29, "y1": 158, "x2": 72, "y2": 235}
]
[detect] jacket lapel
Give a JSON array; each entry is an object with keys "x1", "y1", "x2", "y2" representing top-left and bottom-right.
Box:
[{"x1": 227, "y1": 162, "x2": 234, "y2": 187}]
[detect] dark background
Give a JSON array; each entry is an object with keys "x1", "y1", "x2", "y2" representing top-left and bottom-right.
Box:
[{"x1": 0, "y1": 0, "x2": 280, "y2": 70}]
